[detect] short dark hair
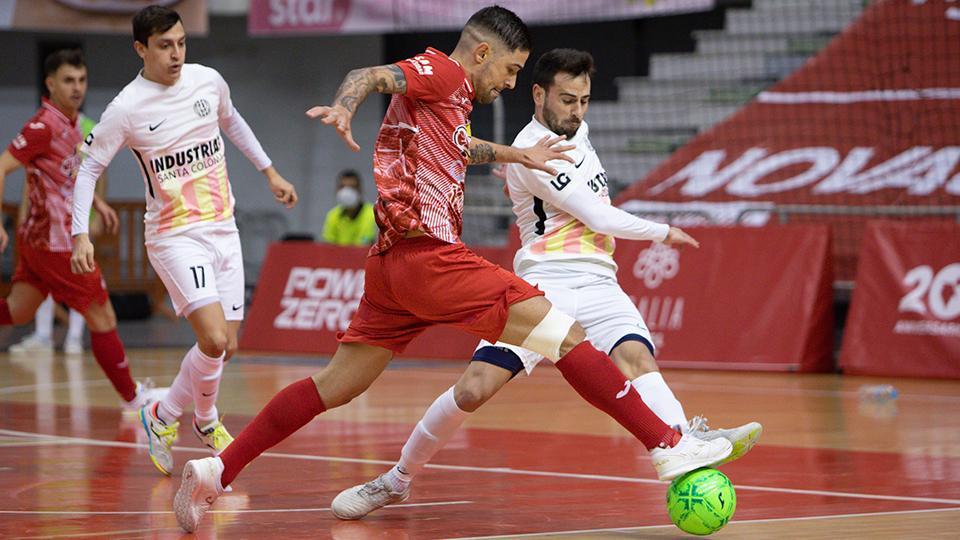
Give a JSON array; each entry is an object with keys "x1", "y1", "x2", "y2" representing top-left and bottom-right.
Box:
[
  {"x1": 465, "y1": 6, "x2": 531, "y2": 52},
  {"x1": 44, "y1": 49, "x2": 85, "y2": 79},
  {"x1": 337, "y1": 169, "x2": 362, "y2": 189},
  {"x1": 133, "y1": 5, "x2": 182, "y2": 46},
  {"x1": 338, "y1": 169, "x2": 361, "y2": 181},
  {"x1": 532, "y1": 49, "x2": 595, "y2": 91}
]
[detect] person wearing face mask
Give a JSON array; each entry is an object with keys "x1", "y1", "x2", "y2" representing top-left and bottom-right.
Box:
[{"x1": 321, "y1": 169, "x2": 377, "y2": 246}]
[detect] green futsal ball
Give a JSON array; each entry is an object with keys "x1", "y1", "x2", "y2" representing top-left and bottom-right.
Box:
[{"x1": 666, "y1": 468, "x2": 736, "y2": 535}]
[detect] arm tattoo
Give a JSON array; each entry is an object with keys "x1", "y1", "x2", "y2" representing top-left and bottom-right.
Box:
[
  {"x1": 334, "y1": 65, "x2": 407, "y2": 114},
  {"x1": 467, "y1": 142, "x2": 497, "y2": 164},
  {"x1": 380, "y1": 65, "x2": 407, "y2": 94}
]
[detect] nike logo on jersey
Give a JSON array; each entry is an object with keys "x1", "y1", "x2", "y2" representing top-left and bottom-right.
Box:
[
  {"x1": 231, "y1": 304, "x2": 242, "y2": 311},
  {"x1": 616, "y1": 380, "x2": 632, "y2": 399},
  {"x1": 574, "y1": 156, "x2": 586, "y2": 168},
  {"x1": 201, "y1": 391, "x2": 216, "y2": 397},
  {"x1": 148, "y1": 119, "x2": 166, "y2": 131}
]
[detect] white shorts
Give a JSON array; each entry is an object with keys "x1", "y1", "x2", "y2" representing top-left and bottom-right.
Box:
[
  {"x1": 146, "y1": 224, "x2": 245, "y2": 321},
  {"x1": 476, "y1": 272, "x2": 653, "y2": 375}
]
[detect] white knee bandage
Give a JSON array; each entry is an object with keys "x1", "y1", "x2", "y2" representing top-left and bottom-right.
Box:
[{"x1": 520, "y1": 307, "x2": 576, "y2": 362}]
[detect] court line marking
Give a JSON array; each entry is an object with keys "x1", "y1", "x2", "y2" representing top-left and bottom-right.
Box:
[
  {"x1": 0, "y1": 379, "x2": 112, "y2": 396},
  {"x1": 14, "y1": 527, "x2": 171, "y2": 540},
  {"x1": 3, "y1": 368, "x2": 958, "y2": 402},
  {"x1": 0, "y1": 500, "x2": 472, "y2": 516},
  {"x1": 2, "y1": 427, "x2": 959, "y2": 506},
  {"x1": 449, "y1": 506, "x2": 960, "y2": 539}
]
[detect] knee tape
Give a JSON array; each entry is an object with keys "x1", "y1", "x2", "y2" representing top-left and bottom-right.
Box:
[{"x1": 520, "y1": 307, "x2": 575, "y2": 362}]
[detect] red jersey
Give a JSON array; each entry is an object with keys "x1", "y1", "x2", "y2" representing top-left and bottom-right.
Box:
[
  {"x1": 371, "y1": 48, "x2": 475, "y2": 255},
  {"x1": 7, "y1": 98, "x2": 82, "y2": 252}
]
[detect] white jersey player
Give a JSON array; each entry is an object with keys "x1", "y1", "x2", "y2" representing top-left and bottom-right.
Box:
[
  {"x1": 329, "y1": 49, "x2": 763, "y2": 520},
  {"x1": 70, "y1": 6, "x2": 298, "y2": 476}
]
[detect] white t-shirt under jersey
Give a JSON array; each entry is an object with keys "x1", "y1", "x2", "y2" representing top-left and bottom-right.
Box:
[
  {"x1": 507, "y1": 117, "x2": 669, "y2": 279},
  {"x1": 82, "y1": 64, "x2": 268, "y2": 239}
]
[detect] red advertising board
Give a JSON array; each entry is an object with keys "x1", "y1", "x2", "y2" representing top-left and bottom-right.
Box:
[
  {"x1": 243, "y1": 227, "x2": 835, "y2": 373},
  {"x1": 612, "y1": 225, "x2": 834, "y2": 372},
  {"x1": 840, "y1": 221, "x2": 960, "y2": 378},
  {"x1": 239, "y1": 242, "x2": 511, "y2": 360}
]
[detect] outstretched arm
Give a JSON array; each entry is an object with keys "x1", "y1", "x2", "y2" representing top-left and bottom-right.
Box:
[
  {"x1": 306, "y1": 64, "x2": 407, "y2": 151},
  {"x1": 468, "y1": 135, "x2": 575, "y2": 176}
]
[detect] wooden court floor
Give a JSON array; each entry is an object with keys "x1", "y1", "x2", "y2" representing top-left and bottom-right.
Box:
[{"x1": 1, "y1": 349, "x2": 959, "y2": 539}]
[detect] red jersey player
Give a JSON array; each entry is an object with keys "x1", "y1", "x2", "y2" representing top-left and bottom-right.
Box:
[
  {"x1": 0, "y1": 49, "x2": 164, "y2": 410},
  {"x1": 174, "y1": 7, "x2": 732, "y2": 532}
]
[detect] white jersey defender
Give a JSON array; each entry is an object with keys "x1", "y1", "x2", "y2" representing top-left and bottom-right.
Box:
[{"x1": 480, "y1": 117, "x2": 670, "y2": 372}]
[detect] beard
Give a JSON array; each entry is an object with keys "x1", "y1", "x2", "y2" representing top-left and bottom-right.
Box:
[
  {"x1": 543, "y1": 107, "x2": 580, "y2": 139},
  {"x1": 476, "y1": 90, "x2": 497, "y2": 105}
]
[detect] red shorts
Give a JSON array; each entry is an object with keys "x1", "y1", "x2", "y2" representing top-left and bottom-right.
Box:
[
  {"x1": 12, "y1": 238, "x2": 109, "y2": 313},
  {"x1": 340, "y1": 236, "x2": 543, "y2": 354}
]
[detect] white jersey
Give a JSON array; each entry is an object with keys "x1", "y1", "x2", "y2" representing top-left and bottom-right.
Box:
[
  {"x1": 508, "y1": 118, "x2": 667, "y2": 279},
  {"x1": 83, "y1": 64, "x2": 252, "y2": 239}
]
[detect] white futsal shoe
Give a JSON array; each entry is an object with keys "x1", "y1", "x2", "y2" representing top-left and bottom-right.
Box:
[
  {"x1": 331, "y1": 473, "x2": 411, "y2": 520},
  {"x1": 64, "y1": 336, "x2": 84, "y2": 355},
  {"x1": 9, "y1": 334, "x2": 53, "y2": 353},
  {"x1": 650, "y1": 433, "x2": 732, "y2": 481},
  {"x1": 174, "y1": 457, "x2": 224, "y2": 533},
  {"x1": 123, "y1": 380, "x2": 169, "y2": 413},
  {"x1": 687, "y1": 415, "x2": 763, "y2": 465}
]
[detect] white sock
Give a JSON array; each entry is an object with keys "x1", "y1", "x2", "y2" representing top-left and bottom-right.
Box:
[
  {"x1": 34, "y1": 296, "x2": 54, "y2": 341},
  {"x1": 188, "y1": 344, "x2": 225, "y2": 425},
  {"x1": 395, "y1": 386, "x2": 469, "y2": 483},
  {"x1": 632, "y1": 372, "x2": 687, "y2": 432},
  {"x1": 67, "y1": 309, "x2": 85, "y2": 342},
  {"x1": 157, "y1": 353, "x2": 194, "y2": 423}
]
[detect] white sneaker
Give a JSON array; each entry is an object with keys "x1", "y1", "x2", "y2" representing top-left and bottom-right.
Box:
[
  {"x1": 9, "y1": 334, "x2": 53, "y2": 353},
  {"x1": 123, "y1": 380, "x2": 169, "y2": 413},
  {"x1": 64, "y1": 337, "x2": 84, "y2": 355},
  {"x1": 174, "y1": 457, "x2": 224, "y2": 533},
  {"x1": 687, "y1": 416, "x2": 763, "y2": 465},
  {"x1": 331, "y1": 473, "x2": 411, "y2": 520},
  {"x1": 650, "y1": 434, "x2": 732, "y2": 481}
]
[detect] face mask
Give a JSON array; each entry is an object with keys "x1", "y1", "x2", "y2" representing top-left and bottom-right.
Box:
[{"x1": 336, "y1": 186, "x2": 360, "y2": 209}]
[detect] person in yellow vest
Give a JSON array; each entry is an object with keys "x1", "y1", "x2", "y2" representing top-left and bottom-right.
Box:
[{"x1": 322, "y1": 169, "x2": 377, "y2": 246}]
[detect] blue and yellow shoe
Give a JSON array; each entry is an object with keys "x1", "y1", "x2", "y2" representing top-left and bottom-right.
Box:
[{"x1": 140, "y1": 402, "x2": 179, "y2": 475}]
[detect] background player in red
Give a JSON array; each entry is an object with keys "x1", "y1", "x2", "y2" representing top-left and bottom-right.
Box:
[
  {"x1": 175, "y1": 7, "x2": 732, "y2": 532},
  {"x1": 0, "y1": 49, "x2": 164, "y2": 410}
]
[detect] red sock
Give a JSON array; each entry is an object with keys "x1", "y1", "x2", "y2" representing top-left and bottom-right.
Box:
[
  {"x1": 89, "y1": 329, "x2": 137, "y2": 402},
  {"x1": 0, "y1": 299, "x2": 12, "y2": 325},
  {"x1": 220, "y1": 378, "x2": 326, "y2": 487},
  {"x1": 555, "y1": 342, "x2": 680, "y2": 450}
]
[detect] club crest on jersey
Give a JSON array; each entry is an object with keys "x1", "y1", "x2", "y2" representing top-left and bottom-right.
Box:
[
  {"x1": 453, "y1": 124, "x2": 470, "y2": 155},
  {"x1": 194, "y1": 98, "x2": 212, "y2": 118}
]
